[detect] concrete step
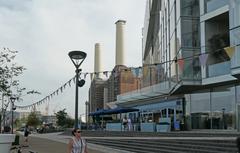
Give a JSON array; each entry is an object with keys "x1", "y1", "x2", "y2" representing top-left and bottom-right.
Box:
[
  {"x1": 73, "y1": 130, "x2": 240, "y2": 138},
  {"x1": 87, "y1": 139, "x2": 238, "y2": 153},
  {"x1": 117, "y1": 139, "x2": 237, "y2": 148},
  {"x1": 87, "y1": 140, "x2": 186, "y2": 153}
]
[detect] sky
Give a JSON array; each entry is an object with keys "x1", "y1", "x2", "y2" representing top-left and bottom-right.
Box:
[{"x1": 0, "y1": 0, "x2": 146, "y2": 118}]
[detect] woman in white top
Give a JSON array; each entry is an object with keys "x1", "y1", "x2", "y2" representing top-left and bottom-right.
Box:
[{"x1": 67, "y1": 128, "x2": 87, "y2": 153}]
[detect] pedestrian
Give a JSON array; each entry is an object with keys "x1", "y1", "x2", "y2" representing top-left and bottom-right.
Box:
[
  {"x1": 67, "y1": 128, "x2": 87, "y2": 153},
  {"x1": 122, "y1": 116, "x2": 127, "y2": 131},
  {"x1": 127, "y1": 117, "x2": 132, "y2": 131},
  {"x1": 23, "y1": 125, "x2": 30, "y2": 147}
]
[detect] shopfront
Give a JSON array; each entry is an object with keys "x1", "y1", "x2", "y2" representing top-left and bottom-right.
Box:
[
  {"x1": 134, "y1": 98, "x2": 184, "y2": 132},
  {"x1": 185, "y1": 84, "x2": 240, "y2": 130}
]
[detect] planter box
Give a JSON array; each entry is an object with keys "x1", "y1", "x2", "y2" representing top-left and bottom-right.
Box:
[{"x1": 0, "y1": 134, "x2": 16, "y2": 153}]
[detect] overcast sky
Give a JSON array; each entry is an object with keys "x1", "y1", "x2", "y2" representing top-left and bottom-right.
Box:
[{"x1": 0, "y1": 0, "x2": 146, "y2": 118}]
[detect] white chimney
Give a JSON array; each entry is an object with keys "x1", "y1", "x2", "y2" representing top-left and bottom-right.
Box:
[
  {"x1": 94, "y1": 43, "x2": 102, "y2": 78},
  {"x1": 115, "y1": 20, "x2": 126, "y2": 66}
]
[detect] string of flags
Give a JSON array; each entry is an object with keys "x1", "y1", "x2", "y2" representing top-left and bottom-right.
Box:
[{"x1": 15, "y1": 44, "x2": 239, "y2": 110}]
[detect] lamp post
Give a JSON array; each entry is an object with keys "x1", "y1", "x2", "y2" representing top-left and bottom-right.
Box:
[
  {"x1": 10, "y1": 97, "x2": 16, "y2": 134},
  {"x1": 68, "y1": 51, "x2": 87, "y2": 129}
]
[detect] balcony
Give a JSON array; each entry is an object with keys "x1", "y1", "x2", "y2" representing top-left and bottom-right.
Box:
[
  {"x1": 208, "y1": 61, "x2": 231, "y2": 78},
  {"x1": 205, "y1": 0, "x2": 228, "y2": 13}
]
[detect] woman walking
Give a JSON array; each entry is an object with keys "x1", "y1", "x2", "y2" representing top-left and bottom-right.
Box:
[{"x1": 67, "y1": 128, "x2": 87, "y2": 153}]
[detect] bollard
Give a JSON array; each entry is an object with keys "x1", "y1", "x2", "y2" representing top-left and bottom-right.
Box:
[{"x1": 236, "y1": 137, "x2": 240, "y2": 153}]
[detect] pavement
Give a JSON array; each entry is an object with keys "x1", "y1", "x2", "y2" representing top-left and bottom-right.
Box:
[{"x1": 16, "y1": 132, "x2": 132, "y2": 153}]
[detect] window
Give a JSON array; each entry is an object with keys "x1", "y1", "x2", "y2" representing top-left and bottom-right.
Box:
[
  {"x1": 191, "y1": 90, "x2": 211, "y2": 129},
  {"x1": 170, "y1": 5, "x2": 176, "y2": 37},
  {"x1": 181, "y1": 19, "x2": 200, "y2": 47},
  {"x1": 211, "y1": 86, "x2": 235, "y2": 129},
  {"x1": 181, "y1": 0, "x2": 200, "y2": 16}
]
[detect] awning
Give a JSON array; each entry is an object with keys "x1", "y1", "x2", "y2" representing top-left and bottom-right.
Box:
[
  {"x1": 89, "y1": 109, "x2": 108, "y2": 116},
  {"x1": 104, "y1": 107, "x2": 139, "y2": 115},
  {"x1": 89, "y1": 107, "x2": 139, "y2": 116}
]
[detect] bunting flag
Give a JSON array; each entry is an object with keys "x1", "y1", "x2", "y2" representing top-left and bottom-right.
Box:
[
  {"x1": 14, "y1": 44, "x2": 239, "y2": 110},
  {"x1": 224, "y1": 46, "x2": 235, "y2": 58},
  {"x1": 114, "y1": 71, "x2": 118, "y2": 77},
  {"x1": 178, "y1": 58, "x2": 184, "y2": 72},
  {"x1": 103, "y1": 71, "x2": 108, "y2": 77},
  {"x1": 95, "y1": 72, "x2": 99, "y2": 78},
  {"x1": 143, "y1": 66, "x2": 149, "y2": 77},
  {"x1": 90, "y1": 73, "x2": 93, "y2": 80},
  {"x1": 199, "y1": 54, "x2": 208, "y2": 66},
  {"x1": 84, "y1": 73, "x2": 88, "y2": 79}
]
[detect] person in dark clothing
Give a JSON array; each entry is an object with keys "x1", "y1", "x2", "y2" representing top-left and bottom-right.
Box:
[{"x1": 23, "y1": 125, "x2": 30, "y2": 147}]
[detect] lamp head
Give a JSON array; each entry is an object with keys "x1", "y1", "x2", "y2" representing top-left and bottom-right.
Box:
[
  {"x1": 10, "y1": 97, "x2": 16, "y2": 103},
  {"x1": 68, "y1": 51, "x2": 87, "y2": 69}
]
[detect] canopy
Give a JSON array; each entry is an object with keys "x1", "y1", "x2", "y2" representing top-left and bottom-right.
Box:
[
  {"x1": 89, "y1": 107, "x2": 139, "y2": 116},
  {"x1": 104, "y1": 107, "x2": 139, "y2": 115},
  {"x1": 89, "y1": 109, "x2": 108, "y2": 116}
]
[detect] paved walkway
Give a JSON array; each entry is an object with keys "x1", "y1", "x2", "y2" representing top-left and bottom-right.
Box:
[
  {"x1": 17, "y1": 132, "x2": 131, "y2": 153},
  {"x1": 17, "y1": 133, "x2": 102, "y2": 153}
]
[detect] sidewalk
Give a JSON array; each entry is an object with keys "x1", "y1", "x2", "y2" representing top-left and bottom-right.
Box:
[
  {"x1": 17, "y1": 132, "x2": 132, "y2": 153},
  {"x1": 17, "y1": 133, "x2": 103, "y2": 153}
]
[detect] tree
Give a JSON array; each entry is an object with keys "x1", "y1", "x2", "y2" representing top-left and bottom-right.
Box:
[
  {"x1": 55, "y1": 109, "x2": 74, "y2": 127},
  {"x1": 55, "y1": 109, "x2": 68, "y2": 127},
  {"x1": 0, "y1": 48, "x2": 26, "y2": 96},
  {"x1": 0, "y1": 48, "x2": 40, "y2": 132},
  {"x1": 27, "y1": 112, "x2": 40, "y2": 128},
  {"x1": 65, "y1": 117, "x2": 74, "y2": 128}
]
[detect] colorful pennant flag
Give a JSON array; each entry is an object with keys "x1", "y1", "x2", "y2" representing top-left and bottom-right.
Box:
[
  {"x1": 178, "y1": 58, "x2": 184, "y2": 72},
  {"x1": 199, "y1": 54, "x2": 208, "y2": 66},
  {"x1": 224, "y1": 46, "x2": 235, "y2": 58}
]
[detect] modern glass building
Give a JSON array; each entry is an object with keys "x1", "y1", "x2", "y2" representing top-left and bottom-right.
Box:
[{"x1": 115, "y1": 0, "x2": 240, "y2": 131}]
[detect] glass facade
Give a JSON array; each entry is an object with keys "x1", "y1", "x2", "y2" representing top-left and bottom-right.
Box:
[
  {"x1": 181, "y1": 19, "x2": 200, "y2": 48},
  {"x1": 135, "y1": 0, "x2": 240, "y2": 132},
  {"x1": 190, "y1": 90, "x2": 211, "y2": 129},
  {"x1": 237, "y1": 85, "x2": 240, "y2": 104},
  {"x1": 211, "y1": 86, "x2": 235, "y2": 129},
  {"x1": 181, "y1": 0, "x2": 200, "y2": 17},
  {"x1": 188, "y1": 85, "x2": 237, "y2": 130}
]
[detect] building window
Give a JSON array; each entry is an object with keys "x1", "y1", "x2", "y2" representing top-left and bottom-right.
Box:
[
  {"x1": 176, "y1": 21, "x2": 181, "y2": 53},
  {"x1": 237, "y1": 84, "x2": 240, "y2": 104},
  {"x1": 181, "y1": 0, "x2": 200, "y2": 17},
  {"x1": 190, "y1": 90, "x2": 211, "y2": 129},
  {"x1": 205, "y1": 12, "x2": 230, "y2": 77},
  {"x1": 211, "y1": 85, "x2": 235, "y2": 129},
  {"x1": 170, "y1": 3, "x2": 176, "y2": 37},
  {"x1": 181, "y1": 19, "x2": 200, "y2": 48}
]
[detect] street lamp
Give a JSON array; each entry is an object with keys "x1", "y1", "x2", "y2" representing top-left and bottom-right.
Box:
[
  {"x1": 68, "y1": 51, "x2": 87, "y2": 128},
  {"x1": 10, "y1": 97, "x2": 16, "y2": 134}
]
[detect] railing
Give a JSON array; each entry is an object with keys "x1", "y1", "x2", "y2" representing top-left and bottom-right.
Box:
[
  {"x1": 208, "y1": 61, "x2": 230, "y2": 77},
  {"x1": 205, "y1": 0, "x2": 228, "y2": 13}
]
